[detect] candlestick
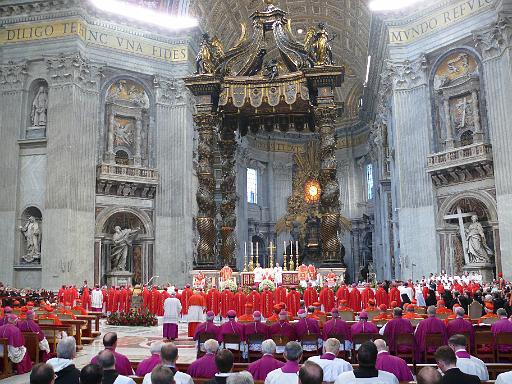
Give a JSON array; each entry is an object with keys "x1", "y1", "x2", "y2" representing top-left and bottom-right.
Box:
[
  {"x1": 249, "y1": 242, "x2": 254, "y2": 271},
  {"x1": 295, "y1": 251, "x2": 299, "y2": 271},
  {"x1": 255, "y1": 242, "x2": 259, "y2": 268},
  {"x1": 283, "y1": 252, "x2": 288, "y2": 271},
  {"x1": 243, "y1": 242, "x2": 248, "y2": 272}
]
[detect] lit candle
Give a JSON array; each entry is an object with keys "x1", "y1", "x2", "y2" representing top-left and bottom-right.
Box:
[
  {"x1": 290, "y1": 240, "x2": 293, "y2": 255},
  {"x1": 284, "y1": 241, "x2": 287, "y2": 255},
  {"x1": 296, "y1": 241, "x2": 298, "y2": 256},
  {"x1": 244, "y1": 242, "x2": 247, "y2": 257},
  {"x1": 256, "y1": 242, "x2": 259, "y2": 258},
  {"x1": 251, "y1": 242, "x2": 253, "y2": 256}
]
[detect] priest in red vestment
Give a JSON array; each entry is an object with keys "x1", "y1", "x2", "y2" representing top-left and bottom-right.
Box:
[
  {"x1": 336, "y1": 284, "x2": 350, "y2": 305},
  {"x1": 246, "y1": 288, "x2": 261, "y2": 313},
  {"x1": 206, "y1": 285, "x2": 221, "y2": 317},
  {"x1": 286, "y1": 287, "x2": 301, "y2": 317},
  {"x1": 319, "y1": 283, "x2": 335, "y2": 312},
  {"x1": 348, "y1": 284, "x2": 362, "y2": 312},
  {"x1": 260, "y1": 287, "x2": 274, "y2": 319},
  {"x1": 81, "y1": 283, "x2": 91, "y2": 311},
  {"x1": 304, "y1": 282, "x2": 318, "y2": 308},
  {"x1": 388, "y1": 283, "x2": 402, "y2": 307},
  {"x1": 375, "y1": 284, "x2": 389, "y2": 307},
  {"x1": 361, "y1": 283, "x2": 375, "y2": 309},
  {"x1": 274, "y1": 284, "x2": 287, "y2": 305},
  {"x1": 220, "y1": 287, "x2": 234, "y2": 319},
  {"x1": 180, "y1": 283, "x2": 193, "y2": 316},
  {"x1": 233, "y1": 287, "x2": 247, "y2": 316}
]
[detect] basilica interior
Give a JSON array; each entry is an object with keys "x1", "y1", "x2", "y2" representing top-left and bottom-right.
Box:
[{"x1": 0, "y1": 0, "x2": 509, "y2": 289}]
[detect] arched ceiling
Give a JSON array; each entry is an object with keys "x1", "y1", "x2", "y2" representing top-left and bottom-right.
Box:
[{"x1": 189, "y1": 0, "x2": 372, "y2": 82}]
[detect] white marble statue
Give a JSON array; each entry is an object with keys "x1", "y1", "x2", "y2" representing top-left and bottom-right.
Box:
[
  {"x1": 465, "y1": 215, "x2": 493, "y2": 264},
  {"x1": 110, "y1": 226, "x2": 140, "y2": 271},
  {"x1": 31, "y1": 86, "x2": 48, "y2": 127},
  {"x1": 19, "y1": 216, "x2": 40, "y2": 261}
]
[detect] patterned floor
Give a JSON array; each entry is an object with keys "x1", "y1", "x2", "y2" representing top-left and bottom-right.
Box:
[{"x1": 1, "y1": 318, "x2": 197, "y2": 383}]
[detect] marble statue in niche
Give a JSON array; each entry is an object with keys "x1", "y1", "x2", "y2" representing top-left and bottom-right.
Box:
[
  {"x1": 19, "y1": 216, "x2": 41, "y2": 262},
  {"x1": 110, "y1": 226, "x2": 140, "y2": 271},
  {"x1": 465, "y1": 215, "x2": 493, "y2": 264},
  {"x1": 31, "y1": 86, "x2": 48, "y2": 127}
]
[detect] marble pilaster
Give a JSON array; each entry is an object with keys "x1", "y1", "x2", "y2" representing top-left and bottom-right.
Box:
[
  {"x1": 153, "y1": 75, "x2": 194, "y2": 285},
  {"x1": 43, "y1": 53, "x2": 102, "y2": 289},
  {"x1": 474, "y1": 17, "x2": 512, "y2": 278},
  {"x1": 0, "y1": 61, "x2": 27, "y2": 284},
  {"x1": 387, "y1": 55, "x2": 438, "y2": 280}
]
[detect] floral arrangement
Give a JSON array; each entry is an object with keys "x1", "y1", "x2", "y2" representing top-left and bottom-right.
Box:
[
  {"x1": 258, "y1": 280, "x2": 276, "y2": 292},
  {"x1": 220, "y1": 279, "x2": 238, "y2": 292},
  {"x1": 107, "y1": 310, "x2": 157, "y2": 327}
]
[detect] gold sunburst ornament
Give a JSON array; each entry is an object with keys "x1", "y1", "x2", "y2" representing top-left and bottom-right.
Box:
[{"x1": 304, "y1": 179, "x2": 321, "y2": 204}]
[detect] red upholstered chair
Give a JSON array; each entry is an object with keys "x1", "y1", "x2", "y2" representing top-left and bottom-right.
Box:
[
  {"x1": 475, "y1": 331, "x2": 495, "y2": 363},
  {"x1": 423, "y1": 334, "x2": 444, "y2": 363},
  {"x1": 495, "y1": 332, "x2": 512, "y2": 362}
]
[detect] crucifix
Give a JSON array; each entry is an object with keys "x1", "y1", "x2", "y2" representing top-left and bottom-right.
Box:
[
  {"x1": 443, "y1": 206, "x2": 476, "y2": 265},
  {"x1": 267, "y1": 242, "x2": 276, "y2": 268}
]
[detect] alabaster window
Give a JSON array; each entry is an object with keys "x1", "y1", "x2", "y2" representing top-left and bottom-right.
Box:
[
  {"x1": 366, "y1": 163, "x2": 374, "y2": 201},
  {"x1": 247, "y1": 167, "x2": 258, "y2": 204}
]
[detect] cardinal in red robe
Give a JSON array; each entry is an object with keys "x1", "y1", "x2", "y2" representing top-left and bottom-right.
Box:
[
  {"x1": 119, "y1": 286, "x2": 127, "y2": 313},
  {"x1": 375, "y1": 284, "x2": 388, "y2": 307},
  {"x1": 348, "y1": 284, "x2": 362, "y2": 312},
  {"x1": 220, "y1": 288, "x2": 234, "y2": 318},
  {"x1": 233, "y1": 287, "x2": 247, "y2": 316},
  {"x1": 361, "y1": 283, "x2": 375, "y2": 309},
  {"x1": 260, "y1": 287, "x2": 274, "y2": 319},
  {"x1": 107, "y1": 286, "x2": 116, "y2": 313},
  {"x1": 320, "y1": 284, "x2": 336, "y2": 312},
  {"x1": 57, "y1": 285, "x2": 66, "y2": 303},
  {"x1": 180, "y1": 284, "x2": 193, "y2": 316},
  {"x1": 246, "y1": 288, "x2": 261, "y2": 312},
  {"x1": 274, "y1": 284, "x2": 287, "y2": 305},
  {"x1": 286, "y1": 287, "x2": 301, "y2": 317},
  {"x1": 142, "y1": 285, "x2": 151, "y2": 311},
  {"x1": 149, "y1": 286, "x2": 161, "y2": 315},
  {"x1": 80, "y1": 284, "x2": 91, "y2": 311},
  {"x1": 388, "y1": 283, "x2": 402, "y2": 307},
  {"x1": 206, "y1": 286, "x2": 221, "y2": 316},
  {"x1": 304, "y1": 283, "x2": 318, "y2": 308},
  {"x1": 336, "y1": 284, "x2": 350, "y2": 305}
]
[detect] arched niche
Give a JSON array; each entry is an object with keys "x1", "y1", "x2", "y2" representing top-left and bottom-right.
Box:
[
  {"x1": 19, "y1": 206, "x2": 42, "y2": 264},
  {"x1": 437, "y1": 191, "x2": 499, "y2": 277},
  {"x1": 26, "y1": 79, "x2": 48, "y2": 140},
  {"x1": 431, "y1": 49, "x2": 488, "y2": 151},
  {"x1": 95, "y1": 206, "x2": 154, "y2": 285},
  {"x1": 103, "y1": 79, "x2": 150, "y2": 167}
]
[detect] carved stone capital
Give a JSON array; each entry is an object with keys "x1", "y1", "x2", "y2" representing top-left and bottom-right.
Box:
[
  {"x1": 153, "y1": 75, "x2": 190, "y2": 106},
  {"x1": 0, "y1": 61, "x2": 28, "y2": 91},
  {"x1": 385, "y1": 55, "x2": 428, "y2": 90},
  {"x1": 474, "y1": 16, "x2": 512, "y2": 61},
  {"x1": 193, "y1": 113, "x2": 220, "y2": 129},
  {"x1": 46, "y1": 53, "x2": 103, "y2": 90}
]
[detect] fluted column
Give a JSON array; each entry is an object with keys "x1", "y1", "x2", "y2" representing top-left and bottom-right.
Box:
[
  {"x1": 219, "y1": 121, "x2": 238, "y2": 268},
  {"x1": 185, "y1": 76, "x2": 221, "y2": 267},
  {"x1": 0, "y1": 62, "x2": 27, "y2": 284},
  {"x1": 43, "y1": 53, "x2": 102, "y2": 289},
  {"x1": 474, "y1": 17, "x2": 512, "y2": 278},
  {"x1": 386, "y1": 55, "x2": 437, "y2": 280}
]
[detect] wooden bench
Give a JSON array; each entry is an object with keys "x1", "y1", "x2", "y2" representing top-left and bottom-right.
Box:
[
  {"x1": 0, "y1": 338, "x2": 14, "y2": 379},
  {"x1": 21, "y1": 331, "x2": 40, "y2": 364}
]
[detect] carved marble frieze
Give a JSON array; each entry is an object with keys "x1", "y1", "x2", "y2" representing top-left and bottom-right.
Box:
[
  {"x1": 96, "y1": 163, "x2": 158, "y2": 199},
  {"x1": 0, "y1": 60, "x2": 28, "y2": 91},
  {"x1": 385, "y1": 55, "x2": 428, "y2": 90},
  {"x1": 427, "y1": 143, "x2": 493, "y2": 187}
]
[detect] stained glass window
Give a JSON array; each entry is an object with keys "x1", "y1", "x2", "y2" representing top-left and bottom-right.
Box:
[{"x1": 247, "y1": 168, "x2": 258, "y2": 204}]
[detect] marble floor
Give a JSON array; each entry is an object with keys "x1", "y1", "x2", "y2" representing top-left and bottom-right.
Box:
[{"x1": 1, "y1": 319, "x2": 197, "y2": 383}]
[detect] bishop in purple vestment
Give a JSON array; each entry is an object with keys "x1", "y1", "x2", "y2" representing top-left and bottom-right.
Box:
[
  {"x1": 220, "y1": 310, "x2": 245, "y2": 342},
  {"x1": 446, "y1": 307, "x2": 475, "y2": 348},
  {"x1": 295, "y1": 309, "x2": 320, "y2": 339},
  {"x1": 323, "y1": 308, "x2": 352, "y2": 342},
  {"x1": 350, "y1": 312, "x2": 379, "y2": 335},
  {"x1": 383, "y1": 307, "x2": 414, "y2": 353},
  {"x1": 491, "y1": 308, "x2": 512, "y2": 353},
  {"x1": 187, "y1": 339, "x2": 219, "y2": 378},
  {"x1": 194, "y1": 311, "x2": 221, "y2": 342},
  {"x1": 269, "y1": 311, "x2": 296, "y2": 341},
  {"x1": 248, "y1": 339, "x2": 284, "y2": 380},
  {"x1": 414, "y1": 306, "x2": 447, "y2": 361},
  {"x1": 0, "y1": 314, "x2": 32, "y2": 374},
  {"x1": 1, "y1": 306, "x2": 13, "y2": 325},
  {"x1": 90, "y1": 332, "x2": 133, "y2": 375},
  {"x1": 135, "y1": 342, "x2": 162, "y2": 376},
  {"x1": 244, "y1": 311, "x2": 269, "y2": 352},
  {"x1": 375, "y1": 339, "x2": 413, "y2": 381},
  {"x1": 17, "y1": 310, "x2": 51, "y2": 362}
]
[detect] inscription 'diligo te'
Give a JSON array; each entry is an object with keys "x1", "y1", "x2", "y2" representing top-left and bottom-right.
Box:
[{"x1": 1, "y1": 19, "x2": 188, "y2": 63}]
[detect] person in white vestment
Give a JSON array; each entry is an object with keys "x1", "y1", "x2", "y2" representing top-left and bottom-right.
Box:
[
  {"x1": 448, "y1": 334, "x2": 489, "y2": 380},
  {"x1": 254, "y1": 264, "x2": 264, "y2": 284},
  {"x1": 163, "y1": 292, "x2": 182, "y2": 340},
  {"x1": 496, "y1": 371, "x2": 512, "y2": 384},
  {"x1": 143, "y1": 342, "x2": 193, "y2": 384},
  {"x1": 273, "y1": 264, "x2": 283, "y2": 286},
  {"x1": 91, "y1": 285, "x2": 104, "y2": 313},
  {"x1": 307, "y1": 338, "x2": 352, "y2": 382},
  {"x1": 415, "y1": 287, "x2": 426, "y2": 307},
  {"x1": 265, "y1": 341, "x2": 303, "y2": 384},
  {"x1": 334, "y1": 342, "x2": 398, "y2": 384}
]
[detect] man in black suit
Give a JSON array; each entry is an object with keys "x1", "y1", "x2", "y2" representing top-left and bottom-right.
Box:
[
  {"x1": 207, "y1": 349, "x2": 233, "y2": 384},
  {"x1": 434, "y1": 346, "x2": 480, "y2": 384}
]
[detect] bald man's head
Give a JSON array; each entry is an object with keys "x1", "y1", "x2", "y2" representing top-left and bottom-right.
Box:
[
  {"x1": 374, "y1": 339, "x2": 387, "y2": 352},
  {"x1": 417, "y1": 366, "x2": 442, "y2": 384}
]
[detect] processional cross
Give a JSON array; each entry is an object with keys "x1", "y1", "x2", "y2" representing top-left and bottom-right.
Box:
[{"x1": 443, "y1": 206, "x2": 476, "y2": 265}]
